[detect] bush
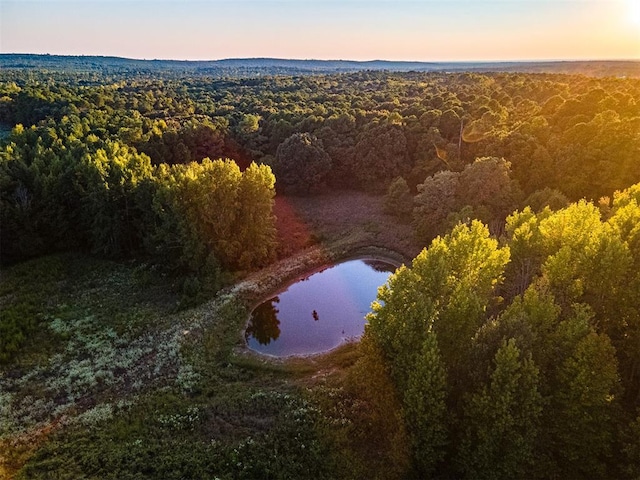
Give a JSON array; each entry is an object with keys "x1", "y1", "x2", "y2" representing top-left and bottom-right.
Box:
[{"x1": 384, "y1": 177, "x2": 413, "y2": 220}]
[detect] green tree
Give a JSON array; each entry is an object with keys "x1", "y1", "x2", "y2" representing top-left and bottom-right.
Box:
[
  {"x1": 149, "y1": 158, "x2": 275, "y2": 274},
  {"x1": 369, "y1": 220, "x2": 510, "y2": 386},
  {"x1": 271, "y1": 132, "x2": 332, "y2": 195},
  {"x1": 403, "y1": 333, "x2": 448, "y2": 476},
  {"x1": 539, "y1": 200, "x2": 631, "y2": 311},
  {"x1": 347, "y1": 335, "x2": 411, "y2": 480},
  {"x1": 543, "y1": 308, "x2": 620, "y2": 479},
  {"x1": 622, "y1": 412, "x2": 640, "y2": 479},
  {"x1": 365, "y1": 220, "x2": 510, "y2": 476},
  {"x1": 458, "y1": 339, "x2": 542, "y2": 480},
  {"x1": 457, "y1": 156, "x2": 523, "y2": 234},
  {"x1": 522, "y1": 187, "x2": 569, "y2": 212},
  {"x1": 606, "y1": 185, "x2": 640, "y2": 403},
  {"x1": 384, "y1": 176, "x2": 413, "y2": 220},
  {"x1": 80, "y1": 141, "x2": 154, "y2": 257},
  {"x1": 413, "y1": 170, "x2": 460, "y2": 241},
  {"x1": 234, "y1": 162, "x2": 277, "y2": 269},
  {"x1": 502, "y1": 207, "x2": 551, "y2": 299},
  {"x1": 352, "y1": 124, "x2": 410, "y2": 191}
]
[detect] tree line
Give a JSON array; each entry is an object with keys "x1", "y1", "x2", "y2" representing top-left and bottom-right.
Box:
[
  {"x1": 0, "y1": 118, "x2": 276, "y2": 362},
  {"x1": 359, "y1": 183, "x2": 640, "y2": 479},
  {"x1": 2, "y1": 70, "x2": 638, "y2": 200},
  {"x1": 2, "y1": 70, "x2": 638, "y2": 250}
]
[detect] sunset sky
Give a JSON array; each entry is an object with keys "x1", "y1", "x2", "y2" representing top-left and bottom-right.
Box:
[{"x1": 1, "y1": 0, "x2": 638, "y2": 61}]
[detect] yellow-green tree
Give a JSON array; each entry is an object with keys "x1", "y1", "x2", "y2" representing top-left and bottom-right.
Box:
[
  {"x1": 365, "y1": 221, "x2": 510, "y2": 475},
  {"x1": 149, "y1": 159, "x2": 276, "y2": 274}
]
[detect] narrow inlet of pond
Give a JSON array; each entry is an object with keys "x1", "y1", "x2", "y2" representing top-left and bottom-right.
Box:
[{"x1": 245, "y1": 259, "x2": 396, "y2": 357}]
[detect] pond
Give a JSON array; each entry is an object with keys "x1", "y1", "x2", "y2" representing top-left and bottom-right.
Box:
[{"x1": 245, "y1": 258, "x2": 396, "y2": 357}]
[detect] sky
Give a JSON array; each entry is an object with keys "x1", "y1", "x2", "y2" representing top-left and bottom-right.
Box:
[{"x1": 1, "y1": 0, "x2": 639, "y2": 61}]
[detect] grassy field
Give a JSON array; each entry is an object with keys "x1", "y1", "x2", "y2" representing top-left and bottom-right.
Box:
[{"x1": 1, "y1": 192, "x2": 418, "y2": 479}]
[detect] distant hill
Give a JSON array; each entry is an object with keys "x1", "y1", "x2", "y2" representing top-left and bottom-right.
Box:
[{"x1": 1, "y1": 54, "x2": 638, "y2": 77}]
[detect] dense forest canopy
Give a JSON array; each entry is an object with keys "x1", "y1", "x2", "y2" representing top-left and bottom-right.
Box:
[
  {"x1": 364, "y1": 186, "x2": 640, "y2": 478},
  {"x1": 2, "y1": 62, "x2": 639, "y2": 262},
  {"x1": 3, "y1": 62, "x2": 639, "y2": 192},
  {"x1": 1, "y1": 57, "x2": 640, "y2": 478}
]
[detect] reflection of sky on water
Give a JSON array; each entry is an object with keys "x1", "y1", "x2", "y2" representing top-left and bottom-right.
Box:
[{"x1": 246, "y1": 259, "x2": 395, "y2": 357}]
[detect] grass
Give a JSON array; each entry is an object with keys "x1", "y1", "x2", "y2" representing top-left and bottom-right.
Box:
[
  {"x1": 0, "y1": 253, "x2": 183, "y2": 477},
  {"x1": 0, "y1": 253, "x2": 345, "y2": 479},
  {"x1": 1, "y1": 193, "x2": 417, "y2": 479},
  {"x1": 16, "y1": 386, "x2": 334, "y2": 480},
  {"x1": 0, "y1": 255, "x2": 69, "y2": 365}
]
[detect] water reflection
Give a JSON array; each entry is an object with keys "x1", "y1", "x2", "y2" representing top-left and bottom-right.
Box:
[
  {"x1": 364, "y1": 259, "x2": 396, "y2": 272},
  {"x1": 245, "y1": 297, "x2": 281, "y2": 345},
  {"x1": 246, "y1": 259, "x2": 396, "y2": 357}
]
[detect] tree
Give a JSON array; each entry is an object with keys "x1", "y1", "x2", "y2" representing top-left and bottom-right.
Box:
[
  {"x1": 457, "y1": 156, "x2": 523, "y2": 231},
  {"x1": 403, "y1": 333, "x2": 448, "y2": 476},
  {"x1": 622, "y1": 412, "x2": 640, "y2": 480},
  {"x1": 369, "y1": 220, "x2": 510, "y2": 384},
  {"x1": 458, "y1": 339, "x2": 542, "y2": 479},
  {"x1": 539, "y1": 200, "x2": 631, "y2": 312},
  {"x1": 365, "y1": 220, "x2": 510, "y2": 476},
  {"x1": 234, "y1": 162, "x2": 277, "y2": 269},
  {"x1": 542, "y1": 309, "x2": 620, "y2": 479},
  {"x1": 79, "y1": 141, "x2": 154, "y2": 257},
  {"x1": 352, "y1": 124, "x2": 410, "y2": 191},
  {"x1": 413, "y1": 157, "x2": 522, "y2": 242},
  {"x1": 606, "y1": 185, "x2": 640, "y2": 403},
  {"x1": 424, "y1": 221, "x2": 511, "y2": 375},
  {"x1": 413, "y1": 170, "x2": 460, "y2": 241},
  {"x1": 149, "y1": 158, "x2": 276, "y2": 273},
  {"x1": 271, "y1": 132, "x2": 332, "y2": 195},
  {"x1": 522, "y1": 187, "x2": 569, "y2": 212},
  {"x1": 347, "y1": 335, "x2": 411, "y2": 480},
  {"x1": 383, "y1": 177, "x2": 413, "y2": 220},
  {"x1": 502, "y1": 207, "x2": 551, "y2": 299}
]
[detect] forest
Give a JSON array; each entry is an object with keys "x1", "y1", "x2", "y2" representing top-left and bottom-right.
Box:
[{"x1": 1, "y1": 58, "x2": 639, "y2": 478}]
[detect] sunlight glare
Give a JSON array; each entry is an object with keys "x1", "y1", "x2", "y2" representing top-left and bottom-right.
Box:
[{"x1": 629, "y1": 0, "x2": 640, "y2": 27}]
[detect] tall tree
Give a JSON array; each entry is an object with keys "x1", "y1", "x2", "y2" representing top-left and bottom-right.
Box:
[
  {"x1": 403, "y1": 333, "x2": 448, "y2": 476},
  {"x1": 542, "y1": 309, "x2": 620, "y2": 479},
  {"x1": 271, "y1": 132, "x2": 331, "y2": 195},
  {"x1": 458, "y1": 339, "x2": 542, "y2": 480}
]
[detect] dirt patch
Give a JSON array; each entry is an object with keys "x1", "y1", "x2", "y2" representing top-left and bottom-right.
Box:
[
  {"x1": 274, "y1": 191, "x2": 421, "y2": 262},
  {"x1": 273, "y1": 196, "x2": 315, "y2": 257}
]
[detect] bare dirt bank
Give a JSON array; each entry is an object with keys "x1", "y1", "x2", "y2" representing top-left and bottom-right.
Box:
[{"x1": 273, "y1": 191, "x2": 421, "y2": 261}]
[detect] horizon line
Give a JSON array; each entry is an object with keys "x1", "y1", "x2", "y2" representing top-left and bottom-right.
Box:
[{"x1": 2, "y1": 52, "x2": 639, "y2": 64}]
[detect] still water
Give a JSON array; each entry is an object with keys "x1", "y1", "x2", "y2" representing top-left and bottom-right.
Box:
[{"x1": 245, "y1": 259, "x2": 396, "y2": 357}]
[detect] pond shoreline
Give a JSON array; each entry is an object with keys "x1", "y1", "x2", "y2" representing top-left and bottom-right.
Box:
[
  {"x1": 196, "y1": 190, "x2": 421, "y2": 363},
  {"x1": 229, "y1": 244, "x2": 407, "y2": 309},
  {"x1": 244, "y1": 257, "x2": 397, "y2": 358},
  {"x1": 217, "y1": 243, "x2": 407, "y2": 361}
]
